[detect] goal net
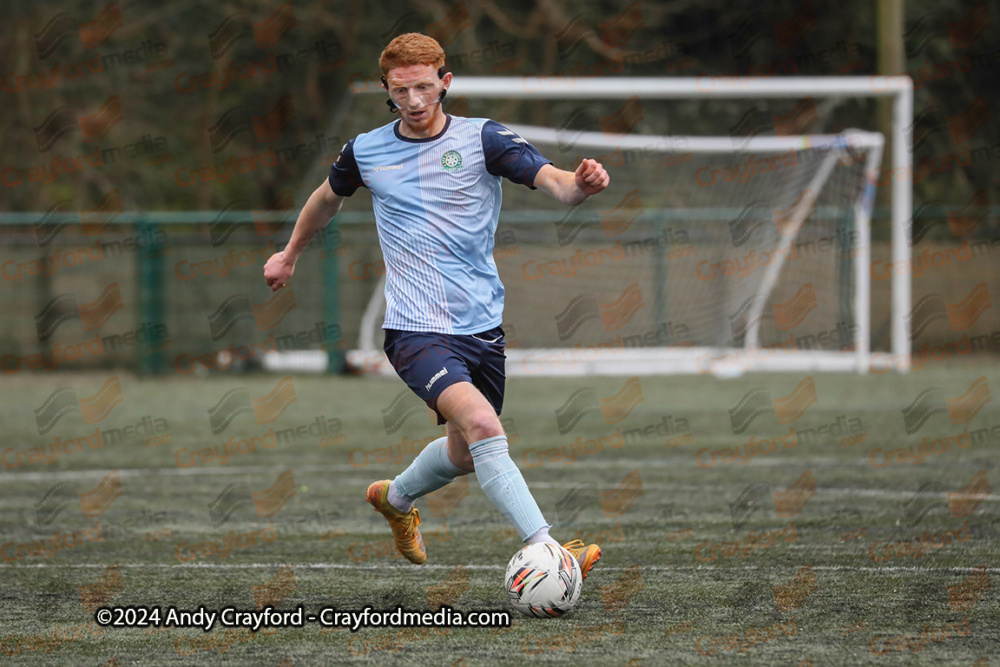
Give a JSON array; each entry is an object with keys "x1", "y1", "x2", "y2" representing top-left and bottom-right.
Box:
[
  {"x1": 334, "y1": 77, "x2": 912, "y2": 377},
  {"x1": 493, "y1": 128, "x2": 880, "y2": 377}
]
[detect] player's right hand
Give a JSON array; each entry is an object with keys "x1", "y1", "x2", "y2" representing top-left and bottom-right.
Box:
[{"x1": 263, "y1": 251, "x2": 295, "y2": 291}]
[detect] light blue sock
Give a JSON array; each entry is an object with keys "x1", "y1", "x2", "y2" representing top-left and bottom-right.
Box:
[
  {"x1": 391, "y1": 437, "x2": 464, "y2": 511},
  {"x1": 469, "y1": 435, "x2": 549, "y2": 541}
]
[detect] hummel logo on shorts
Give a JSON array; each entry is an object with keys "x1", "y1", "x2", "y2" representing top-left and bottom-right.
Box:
[{"x1": 425, "y1": 367, "x2": 448, "y2": 391}]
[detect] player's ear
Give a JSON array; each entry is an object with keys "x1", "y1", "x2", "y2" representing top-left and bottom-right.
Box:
[
  {"x1": 381, "y1": 76, "x2": 398, "y2": 113},
  {"x1": 441, "y1": 71, "x2": 453, "y2": 89}
]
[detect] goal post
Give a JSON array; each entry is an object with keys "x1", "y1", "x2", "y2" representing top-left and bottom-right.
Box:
[{"x1": 344, "y1": 76, "x2": 912, "y2": 377}]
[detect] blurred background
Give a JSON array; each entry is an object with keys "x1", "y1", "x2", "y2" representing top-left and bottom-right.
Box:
[{"x1": 0, "y1": 0, "x2": 996, "y2": 374}]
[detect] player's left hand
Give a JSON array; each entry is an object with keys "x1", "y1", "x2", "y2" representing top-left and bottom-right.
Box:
[
  {"x1": 575, "y1": 158, "x2": 610, "y2": 196},
  {"x1": 263, "y1": 251, "x2": 295, "y2": 291}
]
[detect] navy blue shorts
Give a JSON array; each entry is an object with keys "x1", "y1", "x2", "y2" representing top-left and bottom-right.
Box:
[{"x1": 383, "y1": 325, "x2": 506, "y2": 425}]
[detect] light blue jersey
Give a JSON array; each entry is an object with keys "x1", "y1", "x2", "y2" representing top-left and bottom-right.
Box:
[{"x1": 329, "y1": 115, "x2": 551, "y2": 334}]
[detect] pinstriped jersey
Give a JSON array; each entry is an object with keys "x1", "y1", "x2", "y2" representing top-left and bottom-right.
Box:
[{"x1": 328, "y1": 115, "x2": 551, "y2": 334}]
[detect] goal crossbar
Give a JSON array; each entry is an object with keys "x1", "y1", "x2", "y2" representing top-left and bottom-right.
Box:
[{"x1": 507, "y1": 125, "x2": 884, "y2": 153}]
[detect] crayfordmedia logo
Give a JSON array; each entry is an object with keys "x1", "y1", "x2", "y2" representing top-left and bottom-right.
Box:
[
  {"x1": 599, "y1": 564, "x2": 643, "y2": 612},
  {"x1": 867, "y1": 522, "x2": 971, "y2": 562},
  {"x1": 176, "y1": 414, "x2": 342, "y2": 470},
  {"x1": 34, "y1": 471, "x2": 124, "y2": 528},
  {"x1": 348, "y1": 626, "x2": 450, "y2": 656},
  {"x1": 207, "y1": 290, "x2": 297, "y2": 341},
  {"x1": 253, "y1": 565, "x2": 296, "y2": 609},
  {"x1": 867, "y1": 427, "x2": 973, "y2": 468},
  {"x1": 554, "y1": 469, "x2": 644, "y2": 528},
  {"x1": 869, "y1": 617, "x2": 971, "y2": 655},
  {"x1": 34, "y1": 96, "x2": 123, "y2": 152},
  {"x1": 554, "y1": 377, "x2": 645, "y2": 434},
  {"x1": 728, "y1": 470, "x2": 817, "y2": 529},
  {"x1": 772, "y1": 565, "x2": 817, "y2": 611},
  {"x1": 696, "y1": 428, "x2": 798, "y2": 468},
  {"x1": 426, "y1": 565, "x2": 470, "y2": 609},
  {"x1": 695, "y1": 523, "x2": 798, "y2": 561},
  {"x1": 948, "y1": 470, "x2": 991, "y2": 518},
  {"x1": 695, "y1": 616, "x2": 797, "y2": 655},
  {"x1": 3, "y1": 418, "x2": 171, "y2": 470},
  {"x1": 947, "y1": 565, "x2": 991, "y2": 612},
  {"x1": 174, "y1": 626, "x2": 276, "y2": 656},
  {"x1": 208, "y1": 471, "x2": 297, "y2": 526},
  {"x1": 6, "y1": 378, "x2": 171, "y2": 468},
  {"x1": 552, "y1": 283, "x2": 644, "y2": 340},
  {"x1": 447, "y1": 39, "x2": 517, "y2": 70},
  {"x1": 704, "y1": 377, "x2": 864, "y2": 465},
  {"x1": 381, "y1": 389, "x2": 430, "y2": 434},
  {"x1": 900, "y1": 377, "x2": 991, "y2": 435},
  {"x1": 426, "y1": 476, "x2": 471, "y2": 519},
  {"x1": 538, "y1": 383, "x2": 693, "y2": 466},
  {"x1": 206, "y1": 376, "x2": 297, "y2": 434},
  {"x1": 905, "y1": 3, "x2": 989, "y2": 57},
  {"x1": 2, "y1": 522, "x2": 104, "y2": 561},
  {"x1": 349, "y1": 433, "x2": 440, "y2": 469},
  {"x1": 729, "y1": 282, "x2": 819, "y2": 341},
  {"x1": 79, "y1": 564, "x2": 123, "y2": 611},
  {"x1": 174, "y1": 523, "x2": 277, "y2": 562},
  {"x1": 207, "y1": 2, "x2": 297, "y2": 59},
  {"x1": 729, "y1": 377, "x2": 817, "y2": 434},
  {"x1": 521, "y1": 619, "x2": 624, "y2": 655},
  {"x1": 522, "y1": 428, "x2": 624, "y2": 468},
  {"x1": 1, "y1": 622, "x2": 103, "y2": 655}
]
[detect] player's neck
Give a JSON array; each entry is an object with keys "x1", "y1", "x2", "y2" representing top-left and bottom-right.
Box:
[{"x1": 397, "y1": 108, "x2": 448, "y2": 139}]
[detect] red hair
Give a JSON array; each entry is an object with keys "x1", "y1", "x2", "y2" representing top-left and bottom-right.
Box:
[{"x1": 379, "y1": 33, "x2": 446, "y2": 75}]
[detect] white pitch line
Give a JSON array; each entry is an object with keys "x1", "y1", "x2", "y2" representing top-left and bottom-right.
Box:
[
  {"x1": 0, "y1": 454, "x2": 966, "y2": 482},
  {"x1": 0, "y1": 465, "x2": 359, "y2": 482},
  {"x1": 532, "y1": 484, "x2": 1000, "y2": 502},
  {"x1": 0, "y1": 481, "x2": 995, "y2": 507},
  {"x1": 9, "y1": 562, "x2": 1000, "y2": 574}
]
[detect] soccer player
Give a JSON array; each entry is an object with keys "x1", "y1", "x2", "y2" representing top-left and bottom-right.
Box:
[{"x1": 264, "y1": 33, "x2": 609, "y2": 578}]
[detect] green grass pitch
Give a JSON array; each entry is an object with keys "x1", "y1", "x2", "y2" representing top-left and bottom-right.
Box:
[{"x1": 1, "y1": 364, "x2": 997, "y2": 665}]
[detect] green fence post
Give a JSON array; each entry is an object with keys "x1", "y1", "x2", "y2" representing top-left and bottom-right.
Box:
[
  {"x1": 136, "y1": 218, "x2": 166, "y2": 375},
  {"x1": 323, "y1": 218, "x2": 344, "y2": 373},
  {"x1": 654, "y1": 218, "x2": 666, "y2": 340}
]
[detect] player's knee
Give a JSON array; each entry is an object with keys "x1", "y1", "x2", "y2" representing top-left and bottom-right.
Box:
[{"x1": 465, "y1": 410, "x2": 504, "y2": 444}]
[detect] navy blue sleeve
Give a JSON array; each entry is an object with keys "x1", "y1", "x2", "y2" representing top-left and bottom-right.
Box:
[
  {"x1": 328, "y1": 139, "x2": 366, "y2": 196},
  {"x1": 482, "y1": 120, "x2": 552, "y2": 189}
]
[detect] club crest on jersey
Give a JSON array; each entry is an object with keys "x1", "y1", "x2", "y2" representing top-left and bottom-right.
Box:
[{"x1": 441, "y1": 150, "x2": 463, "y2": 172}]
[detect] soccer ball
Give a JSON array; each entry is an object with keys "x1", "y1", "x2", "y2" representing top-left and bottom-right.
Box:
[{"x1": 504, "y1": 543, "x2": 582, "y2": 618}]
